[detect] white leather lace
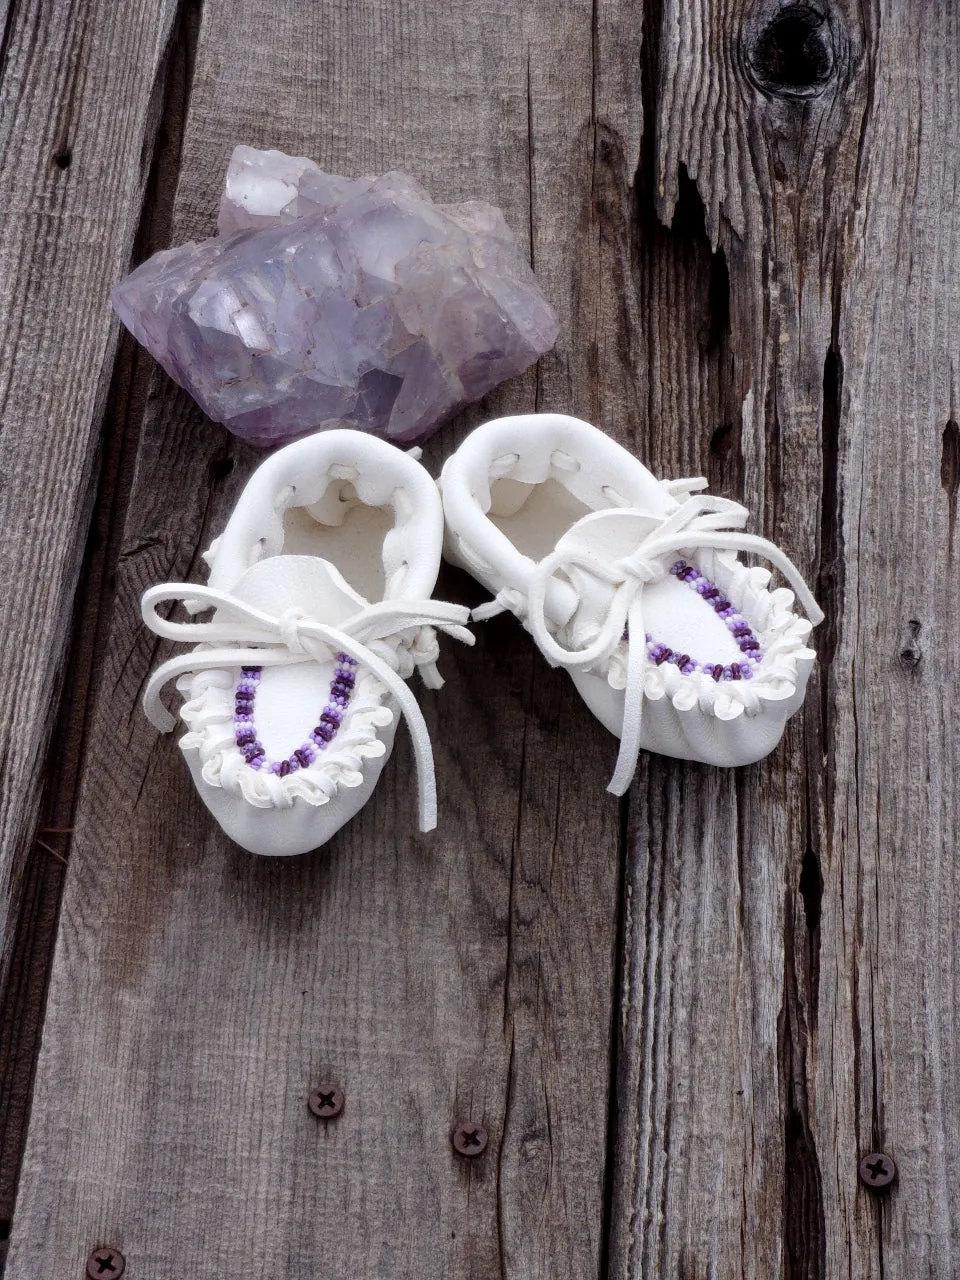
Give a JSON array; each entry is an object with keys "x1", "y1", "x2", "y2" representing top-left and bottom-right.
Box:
[
  {"x1": 477, "y1": 490, "x2": 824, "y2": 797},
  {"x1": 141, "y1": 583, "x2": 474, "y2": 832}
]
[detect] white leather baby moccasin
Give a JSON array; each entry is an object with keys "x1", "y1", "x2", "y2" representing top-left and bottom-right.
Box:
[
  {"x1": 440, "y1": 413, "x2": 823, "y2": 794},
  {"x1": 141, "y1": 430, "x2": 473, "y2": 856}
]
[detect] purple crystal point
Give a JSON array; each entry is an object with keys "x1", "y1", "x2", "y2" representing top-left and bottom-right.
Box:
[{"x1": 113, "y1": 146, "x2": 560, "y2": 447}]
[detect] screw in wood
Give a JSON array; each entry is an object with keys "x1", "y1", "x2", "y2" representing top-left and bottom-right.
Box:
[
  {"x1": 86, "y1": 1247, "x2": 126, "y2": 1279},
  {"x1": 452, "y1": 1123, "x2": 488, "y2": 1158},
  {"x1": 858, "y1": 1151, "x2": 897, "y2": 1190},
  {"x1": 308, "y1": 1083, "x2": 344, "y2": 1120}
]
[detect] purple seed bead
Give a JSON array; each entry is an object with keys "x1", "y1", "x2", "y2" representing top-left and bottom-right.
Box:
[
  {"x1": 714, "y1": 599, "x2": 731, "y2": 612},
  {"x1": 729, "y1": 664, "x2": 742, "y2": 680},
  {"x1": 740, "y1": 638, "x2": 760, "y2": 652},
  {"x1": 717, "y1": 606, "x2": 736, "y2": 618},
  {"x1": 710, "y1": 663, "x2": 725, "y2": 681},
  {"x1": 732, "y1": 622, "x2": 751, "y2": 636},
  {"x1": 654, "y1": 647, "x2": 673, "y2": 666},
  {"x1": 740, "y1": 664, "x2": 754, "y2": 679},
  {"x1": 234, "y1": 713, "x2": 253, "y2": 723},
  {"x1": 702, "y1": 587, "x2": 720, "y2": 601}
]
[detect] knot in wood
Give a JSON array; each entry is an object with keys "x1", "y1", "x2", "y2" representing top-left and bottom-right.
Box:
[
  {"x1": 747, "y1": 4, "x2": 837, "y2": 98},
  {"x1": 899, "y1": 619, "x2": 923, "y2": 670}
]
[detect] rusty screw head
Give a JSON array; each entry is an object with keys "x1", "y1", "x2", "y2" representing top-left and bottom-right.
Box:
[
  {"x1": 308, "y1": 1083, "x2": 344, "y2": 1119},
  {"x1": 859, "y1": 1151, "x2": 897, "y2": 1190},
  {"x1": 452, "y1": 1122, "x2": 488, "y2": 1157},
  {"x1": 86, "y1": 1248, "x2": 126, "y2": 1279}
]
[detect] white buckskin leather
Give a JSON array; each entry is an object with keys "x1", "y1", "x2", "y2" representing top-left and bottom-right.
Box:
[
  {"x1": 142, "y1": 430, "x2": 472, "y2": 855},
  {"x1": 440, "y1": 413, "x2": 823, "y2": 791}
]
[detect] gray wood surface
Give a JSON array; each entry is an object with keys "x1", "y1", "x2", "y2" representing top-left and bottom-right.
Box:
[
  {"x1": 3, "y1": 0, "x2": 960, "y2": 1277},
  {"x1": 6, "y1": 0, "x2": 630, "y2": 1276},
  {"x1": 0, "y1": 0, "x2": 179, "y2": 990},
  {"x1": 610, "y1": 2, "x2": 960, "y2": 1276}
]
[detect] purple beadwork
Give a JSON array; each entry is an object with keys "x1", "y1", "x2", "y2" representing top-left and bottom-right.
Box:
[
  {"x1": 642, "y1": 561, "x2": 764, "y2": 682},
  {"x1": 233, "y1": 654, "x2": 359, "y2": 772}
]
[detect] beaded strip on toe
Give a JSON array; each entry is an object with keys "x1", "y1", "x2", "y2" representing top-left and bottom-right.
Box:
[
  {"x1": 233, "y1": 654, "x2": 359, "y2": 774},
  {"x1": 640, "y1": 560, "x2": 764, "y2": 682}
]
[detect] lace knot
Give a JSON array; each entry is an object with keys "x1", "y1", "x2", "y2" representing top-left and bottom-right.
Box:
[
  {"x1": 277, "y1": 606, "x2": 310, "y2": 655},
  {"x1": 615, "y1": 550, "x2": 665, "y2": 584}
]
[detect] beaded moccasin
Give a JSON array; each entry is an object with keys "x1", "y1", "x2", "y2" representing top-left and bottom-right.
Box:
[
  {"x1": 141, "y1": 430, "x2": 472, "y2": 855},
  {"x1": 439, "y1": 413, "x2": 822, "y2": 793}
]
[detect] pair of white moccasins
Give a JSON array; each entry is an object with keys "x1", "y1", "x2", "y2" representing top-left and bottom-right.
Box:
[{"x1": 143, "y1": 413, "x2": 823, "y2": 856}]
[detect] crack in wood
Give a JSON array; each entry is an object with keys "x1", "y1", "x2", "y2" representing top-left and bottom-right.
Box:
[
  {"x1": 941, "y1": 418, "x2": 959, "y2": 555},
  {"x1": 780, "y1": 884, "x2": 827, "y2": 1279}
]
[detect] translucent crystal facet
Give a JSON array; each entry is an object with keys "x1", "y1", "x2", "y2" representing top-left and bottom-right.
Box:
[{"x1": 113, "y1": 146, "x2": 560, "y2": 446}]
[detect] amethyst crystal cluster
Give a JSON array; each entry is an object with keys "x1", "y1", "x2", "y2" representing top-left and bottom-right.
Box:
[{"x1": 113, "y1": 146, "x2": 559, "y2": 446}]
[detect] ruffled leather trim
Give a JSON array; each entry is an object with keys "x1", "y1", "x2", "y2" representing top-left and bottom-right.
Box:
[
  {"x1": 175, "y1": 654, "x2": 396, "y2": 810},
  {"x1": 604, "y1": 549, "x2": 816, "y2": 721}
]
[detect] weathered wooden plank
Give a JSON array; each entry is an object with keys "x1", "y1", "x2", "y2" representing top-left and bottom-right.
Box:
[
  {"x1": 0, "y1": 0, "x2": 198, "y2": 1227},
  {"x1": 611, "y1": 1, "x2": 960, "y2": 1276},
  {"x1": 7, "y1": 1, "x2": 640, "y2": 1276},
  {"x1": 0, "y1": 0, "x2": 180, "y2": 993}
]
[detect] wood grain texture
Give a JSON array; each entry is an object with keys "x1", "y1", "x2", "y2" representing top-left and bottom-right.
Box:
[
  {"x1": 610, "y1": 1, "x2": 960, "y2": 1276},
  {"x1": 7, "y1": 1, "x2": 639, "y2": 1276},
  {"x1": 0, "y1": 0, "x2": 198, "y2": 1227},
  {"x1": 7, "y1": 0, "x2": 960, "y2": 1274},
  {"x1": 0, "y1": 0, "x2": 180, "y2": 992}
]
